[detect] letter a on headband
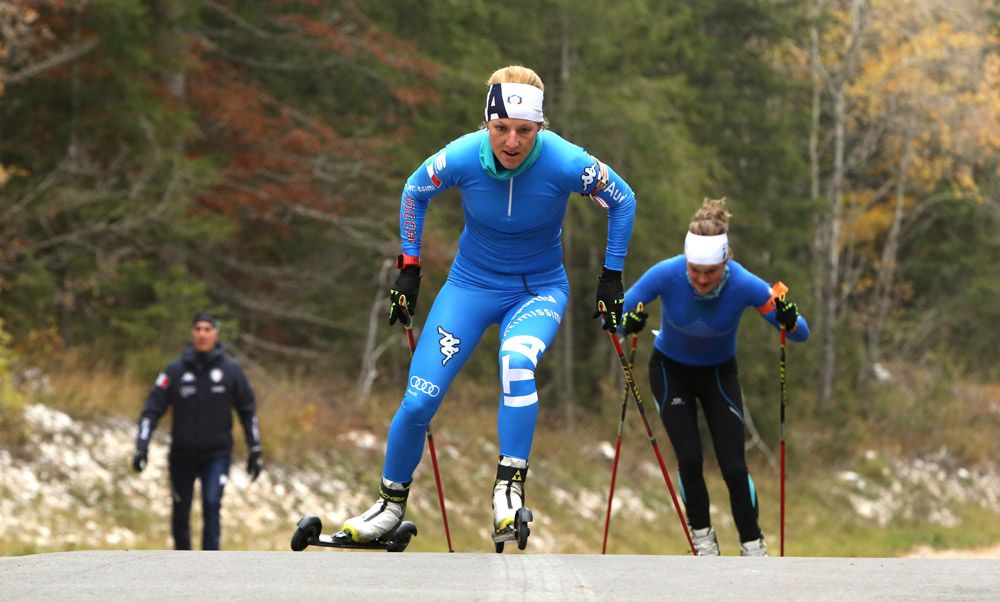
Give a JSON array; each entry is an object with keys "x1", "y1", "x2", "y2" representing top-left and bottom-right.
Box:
[{"x1": 485, "y1": 84, "x2": 509, "y2": 121}]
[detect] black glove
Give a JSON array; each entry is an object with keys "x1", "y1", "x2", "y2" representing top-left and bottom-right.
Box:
[
  {"x1": 389, "y1": 256, "x2": 421, "y2": 327},
  {"x1": 132, "y1": 449, "x2": 147, "y2": 473},
  {"x1": 775, "y1": 298, "x2": 799, "y2": 331},
  {"x1": 592, "y1": 268, "x2": 624, "y2": 332},
  {"x1": 621, "y1": 308, "x2": 648, "y2": 336},
  {"x1": 247, "y1": 449, "x2": 263, "y2": 482}
]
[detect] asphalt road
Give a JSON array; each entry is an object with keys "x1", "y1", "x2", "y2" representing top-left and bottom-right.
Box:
[{"x1": 2, "y1": 550, "x2": 998, "y2": 601}]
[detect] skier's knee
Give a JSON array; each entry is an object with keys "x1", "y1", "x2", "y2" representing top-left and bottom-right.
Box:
[
  {"x1": 677, "y1": 457, "x2": 704, "y2": 476},
  {"x1": 499, "y1": 352, "x2": 538, "y2": 408},
  {"x1": 399, "y1": 387, "x2": 440, "y2": 424},
  {"x1": 720, "y1": 464, "x2": 749, "y2": 487}
]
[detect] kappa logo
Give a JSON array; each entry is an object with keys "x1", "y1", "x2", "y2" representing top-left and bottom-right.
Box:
[
  {"x1": 506, "y1": 94, "x2": 523, "y2": 105},
  {"x1": 671, "y1": 397, "x2": 685, "y2": 406},
  {"x1": 437, "y1": 326, "x2": 461, "y2": 366},
  {"x1": 408, "y1": 376, "x2": 441, "y2": 397},
  {"x1": 581, "y1": 163, "x2": 598, "y2": 189},
  {"x1": 181, "y1": 372, "x2": 195, "y2": 382}
]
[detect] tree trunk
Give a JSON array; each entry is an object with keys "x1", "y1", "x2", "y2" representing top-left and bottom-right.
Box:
[
  {"x1": 812, "y1": 0, "x2": 869, "y2": 409},
  {"x1": 357, "y1": 258, "x2": 396, "y2": 400},
  {"x1": 865, "y1": 135, "x2": 912, "y2": 378}
]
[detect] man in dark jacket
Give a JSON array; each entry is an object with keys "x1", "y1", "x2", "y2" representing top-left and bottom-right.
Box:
[{"x1": 132, "y1": 310, "x2": 263, "y2": 550}]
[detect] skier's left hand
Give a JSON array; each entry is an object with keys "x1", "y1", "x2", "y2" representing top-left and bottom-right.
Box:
[
  {"x1": 775, "y1": 298, "x2": 799, "y2": 331},
  {"x1": 621, "y1": 308, "x2": 648, "y2": 336},
  {"x1": 593, "y1": 267, "x2": 624, "y2": 332},
  {"x1": 247, "y1": 449, "x2": 263, "y2": 482}
]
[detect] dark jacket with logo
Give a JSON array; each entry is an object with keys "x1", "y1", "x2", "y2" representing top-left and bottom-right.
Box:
[{"x1": 135, "y1": 343, "x2": 260, "y2": 458}]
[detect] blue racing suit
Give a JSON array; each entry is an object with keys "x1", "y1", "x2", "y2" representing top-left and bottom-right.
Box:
[
  {"x1": 384, "y1": 128, "x2": 636, "y2": 483},
  {"x1": 623, "y1": 255, "x2": 808, "y2": 542},
  {"x1": 623, "y1": 256, "x2": 809, "y2": 366}
]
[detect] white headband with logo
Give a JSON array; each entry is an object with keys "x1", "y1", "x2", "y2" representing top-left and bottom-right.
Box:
[
  {"x1": 484, "y1": 83, "x2": 544, "y2": 123},
  {"x1": 684, "y1": 231, "x2": 729, "y2": 265}
]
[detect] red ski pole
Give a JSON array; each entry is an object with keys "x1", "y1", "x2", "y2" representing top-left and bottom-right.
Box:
[
  {"x1": 600, "y1": 302, "x2": 696, "y2": 555},
  {"x1": 771, "y1": 281, "x2": 790, "y2": 557},
  {"x1": 602, "y1": 303, "x2": 642, "y2": 554},
  {"x1": 399, "y1": 297, "x2": 454, "y2": 553}
]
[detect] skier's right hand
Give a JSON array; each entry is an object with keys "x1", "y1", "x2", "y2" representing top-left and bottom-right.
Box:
[
  {"x1": 621, "y1": 308, "x2": 648, "y2": 336},
  {"x1": 132, "y1": 449, "x2": 147, "y2": 473},
  {"x1": 592, "y1": 267, "x2": 624, "y2": 332},
  {"x1": 388, "y1": 254, "x2": 421, "y2": 327}
]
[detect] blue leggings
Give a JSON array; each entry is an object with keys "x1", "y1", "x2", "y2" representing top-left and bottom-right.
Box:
[{"x1": 383, "y1": 278, "x2": 568, "y2": 483}]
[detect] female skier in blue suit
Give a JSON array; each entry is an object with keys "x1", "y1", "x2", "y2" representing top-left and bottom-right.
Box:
[
  {"x1": 342, "y1": 65, "x2": 637, "y2": 546},
  {"x1": 620, "y1": 197, "x2": 808, "y2": 556}
]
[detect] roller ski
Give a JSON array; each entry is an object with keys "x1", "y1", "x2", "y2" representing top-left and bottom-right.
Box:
[
  {"x1": 290, "y1": 479, "x2": 417, "y2": 553},
  {"x1": 491, "y1": 456, "x2": 533, "y2": 553}
]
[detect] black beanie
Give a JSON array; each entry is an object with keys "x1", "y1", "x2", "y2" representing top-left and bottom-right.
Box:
[{"x1": 191, "y1": 310, "x2": 219, "y2": 329}]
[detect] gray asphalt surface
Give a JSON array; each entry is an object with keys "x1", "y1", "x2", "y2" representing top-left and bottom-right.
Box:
[{"x1": 2, "y1": 550, "x2": 998, "y2": 601}]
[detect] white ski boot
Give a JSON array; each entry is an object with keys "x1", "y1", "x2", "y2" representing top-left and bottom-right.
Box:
[
  {"x1": 341, "y1": 478, "x2": 409, "y2": 543},
  {"x1": 492, "y1": 456, "x2": 533, "y2": 552},
  {"x1": 740, "y1": 536, "x2": 767, "y2": 557},
  {"x1": 691, "y1": 526, "x2": 720, "y2": 556}
]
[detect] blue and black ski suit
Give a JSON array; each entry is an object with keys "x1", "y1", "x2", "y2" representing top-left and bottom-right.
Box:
[
  {"x1": 623, "y1": 256, "x2": 809, "y2": 543},
  {"x1": 384, "y1": 128, "x2": 636, "y2": 483},
  {"x1": 135, "y1": 343, "x2": 261, "y2": 550}
]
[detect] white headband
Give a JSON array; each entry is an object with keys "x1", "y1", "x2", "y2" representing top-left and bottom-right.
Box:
[
  {"x1": 684, "y1": 231, "x2": 729, "y2": 265},
  {"x1": 484, "y1": 83, "x2": 544, "y2": 123}
]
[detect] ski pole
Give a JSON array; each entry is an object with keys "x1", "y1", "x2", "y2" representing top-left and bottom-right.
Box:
[
  {"x1": 399, "y1": 296, "x2": 454, "y2": 553},
  {"x1": 602, "y1": 303, "x2": 642, "y2": 554},
  {"x1": 771, "y1": 281, "x2": 789, "y2": 557},
  {"x1": 599, "y1": 302, "x2": 696, "y2": 555}
]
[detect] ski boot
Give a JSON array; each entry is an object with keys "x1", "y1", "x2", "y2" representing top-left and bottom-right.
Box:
[
  {"x1": 740, "y1": 536, "x2": 768, "y2": 557},
  {"x1": 691, "y1": 526, "x2": 720, "y2": 556},
  {"x1": 289, "y1": 479, "x2": 417, "y2": 552},
  {"x1": 341, "y1": 478, "x2": 410, "y2": 543},
  {"x1": 492, "y1": 456, "x2": 533, "y2": 553}
]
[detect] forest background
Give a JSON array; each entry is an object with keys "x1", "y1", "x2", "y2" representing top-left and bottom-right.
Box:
[{"x1": 0, "y1": 0, "x2": 998, "y2": 556}]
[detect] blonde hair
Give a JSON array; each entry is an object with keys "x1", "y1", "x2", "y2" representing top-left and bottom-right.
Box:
[
  {"x1": 688, "y1": 197, "x2": 733, "y2": 260},
  {"x1": 689, "y1": 197, "x2": 731, "y2": 236},
  {"x1": 486, "y1": 65, "x2": 545, "y2": 90}
]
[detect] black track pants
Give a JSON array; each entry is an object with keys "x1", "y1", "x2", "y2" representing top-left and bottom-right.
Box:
[
  {"x1": 169, "y1": 452, "x2": 230, "y2": 550},
  {"x1": 648, "y1": 349, "x2": 762, "y2": 543}
]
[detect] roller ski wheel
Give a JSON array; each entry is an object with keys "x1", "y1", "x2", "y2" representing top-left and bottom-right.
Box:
[
  {"x1": 290, "y1": 515, "x2": 417, "y2": 552},
  {"x1": 492, "y1": 507, "x2": 533, "y2": 553}
]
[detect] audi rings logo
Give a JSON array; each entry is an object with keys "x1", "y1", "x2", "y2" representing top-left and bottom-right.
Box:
[{"x1": 409, "y1": 376, "x2": 441, "y2": 397}]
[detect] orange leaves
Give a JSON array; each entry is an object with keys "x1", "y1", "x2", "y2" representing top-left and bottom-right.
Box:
[
  {"x1": 392, "y1": 86, "x2": 439, "y2": 107},
  {"x1": 365, "y1": 32, "x2": 439, "y2": 77},
  {"x1": 187, "y1": 56, "x2": 342, "y2": 226},
  {"x1": 278, "y1": 14, "x2": 357, "y2": 55}
]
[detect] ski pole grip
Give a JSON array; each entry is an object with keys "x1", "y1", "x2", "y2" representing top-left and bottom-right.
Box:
[{"x1": 771, "y1": 281, "x2": 789, "y2": 301}]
